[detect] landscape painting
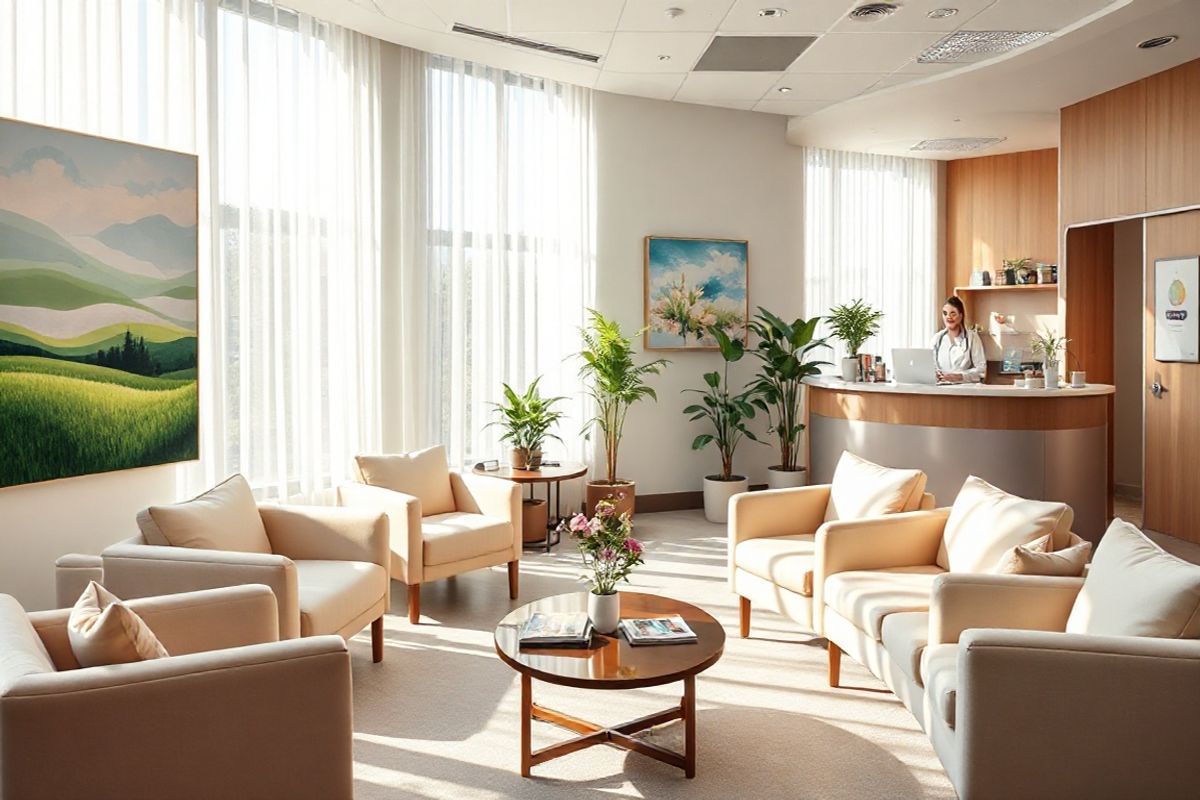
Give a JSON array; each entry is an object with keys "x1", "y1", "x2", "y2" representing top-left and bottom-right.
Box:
[
  {"x1": 0, "y1": 117, "x2": 198, "y2": 488},
  {"x1": 645, "y1": 236, "x2": 749, "y2": 350}
]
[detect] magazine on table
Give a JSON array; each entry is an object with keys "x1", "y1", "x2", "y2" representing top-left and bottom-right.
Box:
[
  {"x1": 619, "y1": 615, "x2": 698, "y2": 646},
  {"x1": 519, "y1": 612, "x2": 593, "y2": 647}
]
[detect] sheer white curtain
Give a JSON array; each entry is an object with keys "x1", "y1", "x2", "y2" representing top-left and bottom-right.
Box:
[
  {"x1": 802, "y1": 147, "x2": 938, "y2": 362},
  {"x1": 415, "y1": 54, "x2": 596, "y2": 471}
]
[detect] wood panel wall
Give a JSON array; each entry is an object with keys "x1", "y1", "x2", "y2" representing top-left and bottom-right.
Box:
[
  {"x1": 945, "y1": 148, "x2": 1058, "y2": 297},
  {"x1": 1060, "y1": 80, "x2": 1147, "y2": 226},
  {"x1": 1064, "y1": 225, "x2": 1116, "y2": 385},
  {"x1": 1146, "y1": 59, "x2": 1200, "y2": 213}
]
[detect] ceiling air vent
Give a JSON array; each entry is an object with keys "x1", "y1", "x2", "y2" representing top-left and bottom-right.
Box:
[
  {"x1": 450, "y1": 24, "x2": 601, "y2": 63},
  {"x1": 1138, "y1": 35, "x2": 1178, "y2": 50},
  {"x1": 911, "y1": 137, "x2": 1007, "y2": 152},
  {"x1": 918, "y1": 30, "x2": 1050, "y2": 63},
  {"x1": 849, "y1": 3, "x2": 899, "y2": 21}
]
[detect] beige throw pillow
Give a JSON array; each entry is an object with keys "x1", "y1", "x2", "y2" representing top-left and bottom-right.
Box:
[
  {"x1": 1066, "y1": 519, "x2": 1200, "y2": 638},
  {"x1": 138, "y1": 474, "x2": 271, "y2": 553},
  {"x1": 938, "y1": 476, "x2": 1073, "y2": 572},
  {"x1": 823, "y1": 452, "x2": 927, "y2": 522},
  {"x1": 68, "y1": 582, "x2": 169, "y2": 668},
  {"x1": 995, "y1": 534, "x2": 1092, "y2": 576},
  {"x1": 355, "y1": 445, "x2": 456, "y2": 516}
]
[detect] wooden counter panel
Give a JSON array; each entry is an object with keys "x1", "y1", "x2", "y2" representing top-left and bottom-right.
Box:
[{"x1": 809, "y1": 387, "x2": 1107, "y2": 431}]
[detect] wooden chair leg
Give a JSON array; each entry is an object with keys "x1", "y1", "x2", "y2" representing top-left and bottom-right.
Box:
[
  {"x1": 739, "y1": 596, "x2": 750, "y2": 638},
  {"x1": 828, "y1": 641, "x2": 842, "y2": 687},
  {"x1": 371, "y1": 616, "x2": 384, "y2": 663},
  {"x1": 408, "y1": 583, "x2": 420, "y2": 624},
  {"x1": 508, "y1": 559, "x2": 519, "y2": 599}
]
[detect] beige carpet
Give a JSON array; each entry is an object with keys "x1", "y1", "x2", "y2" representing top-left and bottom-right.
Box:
[{"x1": 347, "y1": 509, "x2": 956, "y2": 799}]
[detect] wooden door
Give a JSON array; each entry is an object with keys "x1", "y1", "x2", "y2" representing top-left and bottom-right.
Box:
[{"x1": 1143, "y1": 211, "x2": 1200, "y2": 542}]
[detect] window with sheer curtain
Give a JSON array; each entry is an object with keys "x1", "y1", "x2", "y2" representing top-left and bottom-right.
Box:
[{"x1": 802, "y1": 147, "x2": 938, "y2": 363}]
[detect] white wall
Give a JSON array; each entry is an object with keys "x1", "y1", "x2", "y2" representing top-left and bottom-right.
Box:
[
  {"x1": 1112, "y1": 218, "x2": 1144, "y2": 493},
  {"x1": 0, "y1": 466, "x2": 178, "y2": 610},
  {"x1": 593, "y1": 92, "x2": 805, "y2": 495}
]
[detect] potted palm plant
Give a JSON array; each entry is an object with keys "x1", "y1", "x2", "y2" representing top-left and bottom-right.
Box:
[
  {"x1": 578, "y1": 309, "x2": 668, "y2": 517},
  {"x1": 488, "y1": 376, "x2": 566, "y2": 469},
  {"x1": 683, "y1": 326, "x2": 761, "y2": 523},
  {"x1": 827, "y1": 299, "x2": 884, "y2": 381},
  {"x1": 1030, "y1": 328, "x2": 1071, "y2": 388},
  {"x1": 746, "y1": 308, "x2": 831, "y2": 489}
]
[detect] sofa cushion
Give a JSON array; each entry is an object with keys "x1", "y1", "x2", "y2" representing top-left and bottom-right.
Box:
[
  {"x1": 1066, "y1": 519, "x2": 1200, "y2": 638},
  {"x1": 295, "y1": 561, "x2": 388, "y2": 637},
  {"x1": 920, "y1": 643, "x2": 959, "y2": 729},
  {"x1": 996, "y1": 534, "x2": 1092, "y2": 577},
  {"x1": 937, "y1": 476, "x2": 1073, "y2": 572},
  {"x1": 139, "y1": 474, "x2": 272, "y2": 554},
  {"x1": 422, "y1": 512, "x2": 513, "y2": 566},
  {"x1": 823, "y1": 566, "x2": 944, "y2": 640},
  {"x1": 881, "y1": 611, "x2": 930, "y2": 688},
  {"x1": 67, "y1": 582, "x2": 169, "y2": 668},
  {"x1": 0, "y1": 595, "x2": 56, "y2": 689},
  {"x1": 734, "y1": 534, "x2": 815, "y2": 596},
  {"x1": 356, "y1": 446, "x2": 456, "y2": 517},
  {"x1": 824, "y1": 452, "x2": 927, "y2": 522}
]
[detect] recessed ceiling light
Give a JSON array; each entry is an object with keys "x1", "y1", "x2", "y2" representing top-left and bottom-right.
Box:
[
  {"x1": 927, "y1": 8, "x2": 958, "y2": 19},
  {"x1": 657, "y1": 54, "x2": 672, "y2": 61},
  {"x1": 1138, "y1": 35, "x2": 1178, "y2": 50},
  {"x1": 778, "y1": 87, "x2": 792, "y2": 93},
  {"x1": 757, "y1": 8, "x2": 787, "y2": 18},
  {"x1": 918, "y1": 30, "x2": 1051, "y2": 63}
]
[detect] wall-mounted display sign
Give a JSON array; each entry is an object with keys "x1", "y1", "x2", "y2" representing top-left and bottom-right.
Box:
[{"x1": 1154, "y1": 256, "x2": 1200, "y2": 363}]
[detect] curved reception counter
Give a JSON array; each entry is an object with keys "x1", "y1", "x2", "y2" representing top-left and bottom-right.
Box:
[{"x1": 803, "y1": 376, "x2": 1115, "y2": 540}]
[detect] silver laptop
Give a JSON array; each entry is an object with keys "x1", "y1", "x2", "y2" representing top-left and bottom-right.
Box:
[{"x1": 892, "y1": 348, "x2": 937, "y2": 385}]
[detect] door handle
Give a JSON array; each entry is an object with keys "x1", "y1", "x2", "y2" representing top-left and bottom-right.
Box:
[{"x1": 1151, "y1": 382, "x2": 1167, "y2": 398}]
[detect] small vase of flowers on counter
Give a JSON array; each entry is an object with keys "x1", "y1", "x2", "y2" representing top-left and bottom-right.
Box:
[{"x1": 558, "y1": 498, "x2": 644, "y2": 634}]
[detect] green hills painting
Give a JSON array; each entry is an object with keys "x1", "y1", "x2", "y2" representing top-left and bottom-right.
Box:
[{"x1": 0, "y1": 118, "x2": 198, "y2": 488}]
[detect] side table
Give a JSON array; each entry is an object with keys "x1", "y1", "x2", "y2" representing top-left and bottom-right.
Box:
[{"x1": 472, "y1": 463, "x2": 588, "y2": 552}]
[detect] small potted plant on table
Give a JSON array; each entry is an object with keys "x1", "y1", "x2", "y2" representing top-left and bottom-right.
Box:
[
  {"x1": 559, "y1": 499, "x2": 644, "y2": 634},
  {"x1": 488, "y1": 376, "x2": 566, "y2": 542},
  {"x1": 827, "y1": 299, "x2": 883, "y2": 382},
  {"x1": 683, "y1": 326, "x2": 762, "y2": 523},
  {"x1": 1030, "y1": 328, "x2": 1071, "y2": 388}
]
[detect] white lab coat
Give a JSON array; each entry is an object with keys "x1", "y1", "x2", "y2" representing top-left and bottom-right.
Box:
[{"x1": 932, "y1": 328, "x2": 986, "y2": 383}]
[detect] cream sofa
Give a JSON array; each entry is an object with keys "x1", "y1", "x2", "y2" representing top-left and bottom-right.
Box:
[{"x1": 0, "y1": 584, "x2": 353, "y2": 800}]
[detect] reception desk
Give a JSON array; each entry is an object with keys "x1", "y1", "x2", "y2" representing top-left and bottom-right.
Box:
[{"x1": 803, "y1": 376, "x2": 1115, "y2": 540}]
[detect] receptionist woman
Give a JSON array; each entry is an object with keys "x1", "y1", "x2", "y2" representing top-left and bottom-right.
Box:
[{"x1": 933, "y1": 296, "x2": 986, "y2": 383}]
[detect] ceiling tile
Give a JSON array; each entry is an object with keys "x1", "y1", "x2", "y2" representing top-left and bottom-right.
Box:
[
  {"x1": 507, "y1": 0, "x2": 626, "y2": 32},
  {"x1": 771, "y1": 71, "x2": 885, "y2": 100},
  {"x1": 677, "y1": 97, "x2": 759, "y2": 111},
  {"x1": 753, "y1": 98, "x2": 832, "y2": 116},
  {"x1": 676, "y1": 71, "x2": 783, "y2": 101},
  {"x1": 789, "y1": 31, "x2": 944, "y2": 72},
  {"x1": 720, "y1": 0, "x2": 854, "y2": 33},
  {"x1": 595, "y1": 72, "x2": 689, "y2": 100},
  {"x1": 967, "y1": 0, "x2": 1116, "y2": 32},
  {"x1": 617, "y1": 0, "x2": 738, "y2": 32},
  {"x1": 363, "y1": 0, "x2": 451, "y2": 30},
  {"x1": 829, "y1": 0, "x2": 994, "y2": 34},
  {"x1": 603, "y1": 32, "x2": 715, "y2": 73},
  {"x1": 428, "y1": 0, "x2": 509, "y2": 32}
]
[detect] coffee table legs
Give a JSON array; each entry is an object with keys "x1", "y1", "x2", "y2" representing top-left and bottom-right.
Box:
[{"x1": 519, "y1": 675, "x2": 697, "y2": 779}]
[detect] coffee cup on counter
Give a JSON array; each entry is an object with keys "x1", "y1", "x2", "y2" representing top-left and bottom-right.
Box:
[{"x1": 1071, "y1": 371, "x2": 1087, "y2": 388}]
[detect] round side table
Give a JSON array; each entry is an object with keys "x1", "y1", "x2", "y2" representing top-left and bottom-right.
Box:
[{"x1": 472, "y1": 463, "x2": 588, "y2": 552}]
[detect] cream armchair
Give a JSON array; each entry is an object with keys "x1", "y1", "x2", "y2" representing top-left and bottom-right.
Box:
[
  {"x1": 0, "y1": 584, "x2": 353, "y2": 800},
  {"x1": 56, "y1": 475, "x2": 391, "y2": 662},
  {"x1": 338, "y1": 445, "x2": 522, "y2": 623},
  {"x1": 729, "y1": 452, "x2": 933, "y2": 636}
]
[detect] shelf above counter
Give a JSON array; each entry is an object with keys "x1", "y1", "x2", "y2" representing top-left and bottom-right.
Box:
[{"x1": 954, "y1": 284, "x2": 1058, "y2": 293}]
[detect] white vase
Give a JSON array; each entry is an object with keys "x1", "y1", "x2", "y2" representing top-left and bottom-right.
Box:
[
  {"x1": 588, "y1": 591, "x2": 620, "y2": 635},
  {"x1": 1044, "y1": 362, "x2": 1060, "y2": 389},
  {"x1": 766, "y1": 466, "x2": 808, "y2": 490},
  {"x1": 703, "y1": 475, "x2": 749, "y2": 523},
  {"x1": 840, "y1": 357, "x2": 859, "y2": 382}
]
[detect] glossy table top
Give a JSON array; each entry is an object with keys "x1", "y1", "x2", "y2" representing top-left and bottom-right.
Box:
[
  {"x1": 472, "y1": 463, "x2": 589, "y2": 483},
  {"x1": 494, "y1": 592, "x2": 725, "y2": 690}
]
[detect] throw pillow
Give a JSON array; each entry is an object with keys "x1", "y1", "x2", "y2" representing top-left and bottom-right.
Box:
[
  {"x1": 138, "y1": 474, "x2": 271, "y2": 553},
  {"x1": 823, "y1": 452, "x2": 927, "y2": 522},
  {"x1": 68, "y1": 582, "x2": 169, "y2": 668},
  {"x1": 355, "y1": 445, "x2": 456, "y2": 516},
  {"x1": 995, "y1": 535, "x2": 1092, "y2": 576},
  {"x1": 1066, "y1": 519, "x2": 1200, "y2": 638},
  {"x1": 938, "y1": 476, "x2": 1073, "y2": 572}
]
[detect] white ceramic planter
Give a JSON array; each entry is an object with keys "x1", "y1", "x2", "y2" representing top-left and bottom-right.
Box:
[
  {"x1": 588, "y1": 591, "x2": 620, "y2": 635},
  {"x1": 766, "y1": 466, "x2": 808, "y2": 490},
  {"x1": 703, "y1": 475, "x2": 749, "y2": 523},
  {"x1": 1044, "y1": 363, "x2": 1060, "y2": 389},
  {"x1": 840, "y1": 357, "x2": 859, "y2": 382}
]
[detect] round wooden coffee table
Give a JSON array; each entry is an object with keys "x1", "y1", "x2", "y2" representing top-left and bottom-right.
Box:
[
  {"x1": 472, "y1": 463, "x2": 588, "y2": 552},
  {"x1": 494, "y1": 591, "x2": 725, "y2": 779}
]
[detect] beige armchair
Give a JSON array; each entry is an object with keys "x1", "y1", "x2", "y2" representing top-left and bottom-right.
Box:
[
  {"x1": 338, "y1": 445, "x2": 522, "y2": 623},
  {"x1": 56, "y1": 475, "x2": 391, "y2": 661},
  {"x1": 729, "y1": 452, "x2": 933, "y2": 636},
  {"x1": 0, "y1": 584, "x2": 353, "y2": 800}
]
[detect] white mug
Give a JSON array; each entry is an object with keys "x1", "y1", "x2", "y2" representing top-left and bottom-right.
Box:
[{"x1": 1071, "y1": 371, "x2": 1086, "y2": 388}]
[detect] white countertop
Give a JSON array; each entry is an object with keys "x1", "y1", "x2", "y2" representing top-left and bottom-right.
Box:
[{"x1": 803, "y1": 375, "x2": 1115, "y2": 397}]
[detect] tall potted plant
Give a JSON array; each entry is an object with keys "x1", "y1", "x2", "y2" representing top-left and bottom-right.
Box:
[
  {"x1": 1030, "y1": 328, "x2": 1070, "y2": 388},
  {"x1": 683, "y1": 326, "x2": 761, "y2": 523},
  {"x1": 746, "y1": 308, "x2": 831, "y2": 489},
  {"x1": 578, "y1": 309, "x2": 668, "y2": 516},
  {"x1": 827, "y1": 299, "x2": 884, "y2": 382},
  {"x1": 488, "y1": 376, "x2": 566, "y2": 470}
]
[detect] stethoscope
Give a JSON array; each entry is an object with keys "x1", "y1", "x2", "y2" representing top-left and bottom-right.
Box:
[{"x1": 933, "y1": 327, "x2": 976, "y2": 370}]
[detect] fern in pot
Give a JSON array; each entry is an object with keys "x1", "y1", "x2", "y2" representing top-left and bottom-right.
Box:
[
  {"x1": 488, "y1": 376, "x2": 566, "y2": 469},
  {"x1": 682, "y1": 326, "x2": 762, "y2": 523},
  {"x1": 746, "y1": 308, "x2": 831, "y2": 489},
  {"x1": 827, "y1": 299, "x2": 884, "y2": 382}
]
